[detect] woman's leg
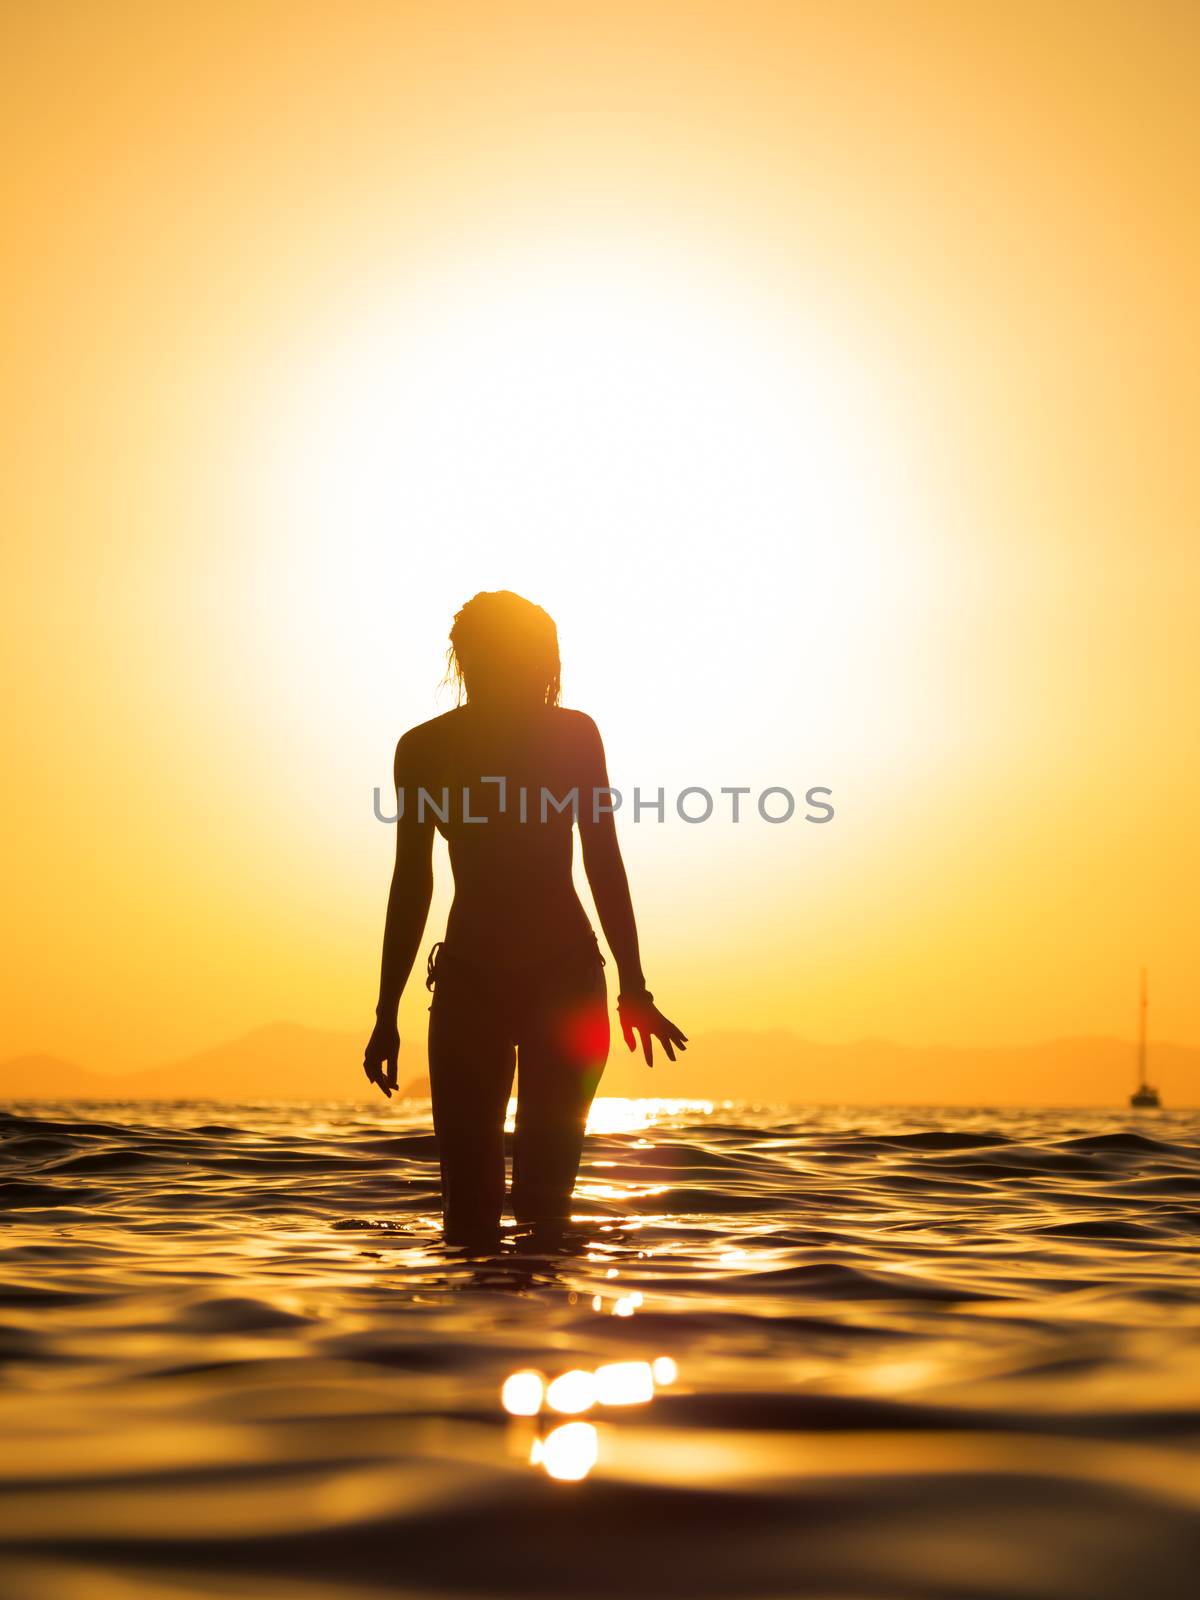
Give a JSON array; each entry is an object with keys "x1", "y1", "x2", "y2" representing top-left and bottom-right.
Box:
[
  {"x1": 511, "y1": 956, "x2": 609, "y2": 1235},
  {"x1": 428, "y1": 972, "x2": 516, "y2": 1246}
]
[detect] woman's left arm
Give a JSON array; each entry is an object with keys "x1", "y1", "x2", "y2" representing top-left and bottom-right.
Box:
[{"x1": 363, "y1": 732, "x2": 435, "y2": 1097}]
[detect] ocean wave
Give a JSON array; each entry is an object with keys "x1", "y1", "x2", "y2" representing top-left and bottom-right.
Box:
[{"x1": 1, "y1": 1098, "x2": 1198, "y2": 1598}]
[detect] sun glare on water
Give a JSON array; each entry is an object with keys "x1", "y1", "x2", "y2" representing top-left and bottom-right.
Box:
[{"x1": 495, "y1": 1096, "x2": 714, "y2": 1136}]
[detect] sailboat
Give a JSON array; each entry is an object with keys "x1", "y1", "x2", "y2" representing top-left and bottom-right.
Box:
[{"x1": 1129, "y1": 967, "x2": 1161, "y2": 1109}]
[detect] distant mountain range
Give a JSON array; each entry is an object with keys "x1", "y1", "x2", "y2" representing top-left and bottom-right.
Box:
[{"x1": 1, "y1": 1023, "x2": 1196, "y2": 1106}]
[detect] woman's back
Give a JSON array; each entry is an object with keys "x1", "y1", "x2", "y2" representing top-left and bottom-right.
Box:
[{"x1": 399, "y1": 702, "x2": 597, "y2": 968}]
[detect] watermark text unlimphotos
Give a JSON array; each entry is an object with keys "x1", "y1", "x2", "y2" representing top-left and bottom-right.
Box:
[{"x1": 372, "y1": 781, "x2": 834, "y2": 825}]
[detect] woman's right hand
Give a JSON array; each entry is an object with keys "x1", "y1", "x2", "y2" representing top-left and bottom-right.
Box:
[
  {"x1": 617, "y1": 990, "x2": 688, "y2": 1067},
  {"x1": 363, "y1": 1017, "x2": 400, "y2": 1098}
]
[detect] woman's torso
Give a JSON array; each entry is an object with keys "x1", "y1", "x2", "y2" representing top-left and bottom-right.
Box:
[{"x1": 404, "y1": 703, "x2": 595, "y2": 969}]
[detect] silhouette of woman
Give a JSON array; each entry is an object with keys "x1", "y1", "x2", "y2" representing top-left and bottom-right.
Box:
[{"x1": 363, "y1": 591, "x2": 687, "y2": 1248}]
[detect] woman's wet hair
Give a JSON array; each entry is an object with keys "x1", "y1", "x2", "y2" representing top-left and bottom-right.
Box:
[{"x1": 447, "y1": 590, "x2": 561, "y2": 706}]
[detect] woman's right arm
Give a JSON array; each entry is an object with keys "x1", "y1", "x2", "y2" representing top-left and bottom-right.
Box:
[
  {"x1": 577, "y1": 714, "x2": 688, "y2": 1067},
  {"x1": 363, "y1": 732, "x2": 435, "y2": 1097}
]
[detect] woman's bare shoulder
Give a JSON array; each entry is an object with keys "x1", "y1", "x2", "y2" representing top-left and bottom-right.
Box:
[
  {"x1": 552, "y1": 705, "x2": 601, "y2": 740},
  {"x1": 550, "y1": 707, "x2": 605, "y2": 773},
  {"x1": 394, "y1": 708, "x2": 467, "y2": 767}
]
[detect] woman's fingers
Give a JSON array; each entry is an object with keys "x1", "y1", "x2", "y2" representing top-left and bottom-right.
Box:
[
  {"x1": 363, "y1": 1046, "x2": 398, "y2": 1097},
  {"x1": 647, "y1": 1014, "x2": 687, "y2": 1063},
  {"x1": 660, "y1": 1015, "x2": 687, "y2": 1051},
  {"x1": 363, "y1": 1020, "x2": 401, "y2": 1098},
  {"x1": 618, "y1": 1005, "x2": 688, "y2": 1065},
  {"x1": 647, "y1": 1009, "x2": 688, "y2": 1060},
  {"x1": 363, "y1": 1059, "x2": 390, "y2": 1097}
]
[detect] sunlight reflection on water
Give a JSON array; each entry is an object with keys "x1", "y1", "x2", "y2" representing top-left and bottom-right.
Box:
[
  {"x1": 505, "y1": 1356, "x2": 670, "y2": 1479},
  {"x1": 502, "y1": 1095, "x2": 718, "y2": 1136},
  {"x1": 2, "y1": 1099, "x2": 1199, "y2": 1598},
  {"x1": 533, "y1": 1421, "x2": 598, "y2": 1482}
]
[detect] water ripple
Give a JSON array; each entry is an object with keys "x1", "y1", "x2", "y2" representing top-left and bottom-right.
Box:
[{"x1": 1, "y1": 1098, "x2": 1198, "y2": 1598}]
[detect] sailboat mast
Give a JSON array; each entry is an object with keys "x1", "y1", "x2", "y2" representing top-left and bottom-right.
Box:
[{"x1": 1137, "y1": 967, "x2": 1148, "y2": 1091}]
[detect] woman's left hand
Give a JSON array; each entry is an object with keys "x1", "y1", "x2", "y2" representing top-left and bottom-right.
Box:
[{"x1": 363, "y1": 1017, "x2": 400, "y2": 1098}]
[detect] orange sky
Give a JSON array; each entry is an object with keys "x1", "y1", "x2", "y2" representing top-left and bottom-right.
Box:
[{"x1": 2, "y1": 2, "x2": 1197, "y2": 1080}]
